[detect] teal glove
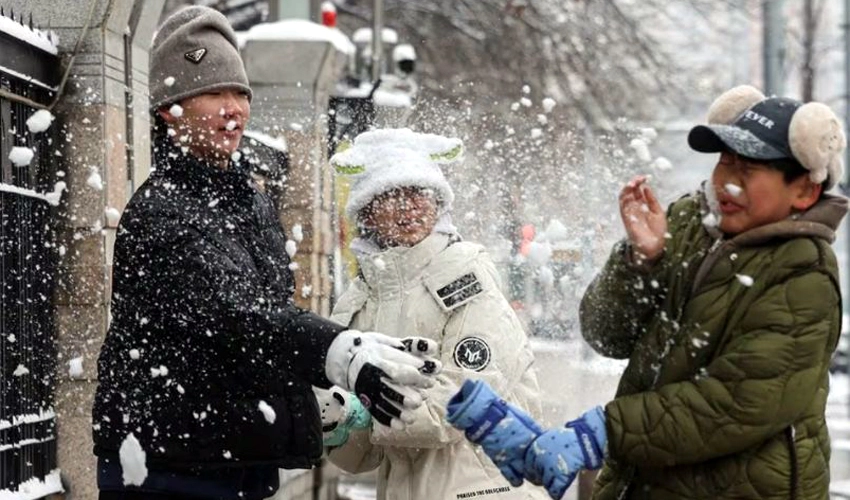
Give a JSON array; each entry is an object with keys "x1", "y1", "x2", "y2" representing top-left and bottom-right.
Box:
[{"x1": 313, "y1": 386, "x2": 372, "y2": 447}]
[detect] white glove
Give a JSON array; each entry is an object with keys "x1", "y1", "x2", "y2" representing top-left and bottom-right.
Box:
[
  {"x1": 325, "y1": 330, "x2": 442, "y2": 429},
  {"x1": 312, "y1": 386, "x2": 371, "y2": 447}
]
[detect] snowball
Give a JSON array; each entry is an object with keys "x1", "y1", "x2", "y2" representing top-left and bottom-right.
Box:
[
  {"x1": 225, "y1": 120, "x2": 237, "y2": 131},
  {"x1": 522, "y1": 84, "x2": 531, "y2": 94},
  {"x1": 68, "y1": 357, "x2": 84, "y2": 378},
  {"x1": 629, "y1": 138, "x2": 652, "y2": 163},
  {"x1": 129, "y1": 349, "x2": 140, "y2": 360},
  {"x1": 105, "y1": 207, "x2": 122, "y2": 226},
  {"x1": 538, "y1": 266, "x2": 555, "y2": 288},
  {"x1": 169, "y1": 104, "x2": 183, "y2": 118},
  {"x1": 652, "y1": 157, "x2": 672, "y2": 171},
  {"x1": 484, "y1": 140, "x2": 495, "y2": 150},
  {"x1": 724, "y1": 183, "x2": 742, "y2": 196},
  {"x1": 258, "y1": 400, "x2": 276, "y2": 424},
  {"x1": 285, "y1": 240, "x2": 297, "y2": 257},
  {"x1": 542, "y1": 97, "x2": 557, "y2": 113},
  {"x1": 639, "y1": 127, "x2": 658, "y2": 142},
  {"x1": 702, "y1": 212, "x2": 719, "y2": 228},
  {"x1": 230, "y1": 151, "x2": 242, "y2": 162},
  {"x1": 530, "y1": 128, "x2": 543, "y2": 139},
  {"x1": 510, "y1": 102, "x2": 520, "y2": 111},
  {"x1": 526, "y1": 241, "x2": 553, "y2": 267},
  {"x1": 520, "y1": 97, "x2": 532, "y2": 107},
  {"x1": 301, "y1": 285, "x2": 312, "y2": 298},
  {"x1": 13, "y1": 364, "x2": 29, "y2": 376},
  {"x1": 288, "y1": 262, "x2": 299, "y2": 271},
  {"x1": 543, "y1": 219, "x2": 568, "y2": 242},
  {"x1": 26, "y1": 109, "x2": 55, "y2": 133},
  {"x1": 735, "y1": 274, "x2": 754, "y2": 287},
  {"x1": 9, "y1": 147, "x2": 34, "y2": 166},
  {"x1": 87, "y1": 168, "x2": 103, "y2": 190},
  {"x1": 291, "y1": 224, "x2": 304, "y2": 242},
  {"x1": 289, "y1": 122, "x2": 303, "y2": 132},
  {"x1": 119, "y1": 433, "x2": 148, "y2": 486},
  {"x1": 163, "y1": 76, "x2": 175, "y2": 87},
  {"x1": 537, "y1": 114, "x2": 548, "y2": 125}
]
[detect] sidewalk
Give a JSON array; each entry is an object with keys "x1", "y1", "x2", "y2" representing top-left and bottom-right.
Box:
[{"x1": 829, "y1": 373, "x2": 850, "y2": 498}]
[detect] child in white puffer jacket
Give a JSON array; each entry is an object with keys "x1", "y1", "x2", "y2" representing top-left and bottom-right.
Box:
[{"x1": 314, "y1": 128, "x2": 547, "y2": 500}]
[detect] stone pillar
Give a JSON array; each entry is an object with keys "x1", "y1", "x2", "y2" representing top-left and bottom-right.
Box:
[
  {"x1": 241, "y1": 32, "x2": 350, "y2": 317},
  {"x1": 4, "y1": 1, "x2": 164, "y2": 497}
]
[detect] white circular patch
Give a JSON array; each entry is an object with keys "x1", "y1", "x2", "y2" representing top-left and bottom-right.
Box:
[{"x1": 453, "y1": 337, "x2": 491, "y2": 371}]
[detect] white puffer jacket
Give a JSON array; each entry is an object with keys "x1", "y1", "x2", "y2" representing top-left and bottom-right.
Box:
[{"x1": 327, "y1": 233, "x2": 547, "y2": 500}]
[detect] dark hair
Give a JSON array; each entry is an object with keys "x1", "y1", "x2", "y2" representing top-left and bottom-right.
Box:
[{"x1": 767, "y1": 157, "x2": 810, "y2": 184}]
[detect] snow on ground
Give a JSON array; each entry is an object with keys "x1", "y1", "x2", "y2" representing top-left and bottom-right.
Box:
[{"x1": 0, "y1": 469, "x2": 62, "y2": 500}]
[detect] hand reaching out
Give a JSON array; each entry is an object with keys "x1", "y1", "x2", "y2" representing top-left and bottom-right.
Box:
[{"x1": 619, "y1": 175, "x2": 666, "y2": 264}]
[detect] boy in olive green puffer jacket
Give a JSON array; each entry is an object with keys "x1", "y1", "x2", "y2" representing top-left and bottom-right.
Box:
[{"x1": 447, "y1": 85, "x2": 849, "y2": 500}]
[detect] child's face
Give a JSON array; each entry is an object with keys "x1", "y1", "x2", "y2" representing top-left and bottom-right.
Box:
[
  {"x1": 360, "y1": 187, "x2": 439, "y2": 248},
  {"x1": 710, "y1": 151, "x2": 821, "y2": 235}
]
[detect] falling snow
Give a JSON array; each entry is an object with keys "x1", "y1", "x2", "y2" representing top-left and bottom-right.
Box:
[
  {"x1": 169, "y1": 104, "x2": 183, "y2": 118},
  {"x1": 87, "y1": 168, "x2": 103, "y2": 190},
  {"x1": 9, "y1": 147, "x2": 34, "y2": 166},
  {"x1": 26, "y1": 109, "x2": 55, "y2": 133},
  {"x1": 735, "y1": 274, "x2": 754, "y2": 287},
  {"x1": 119, "y1": 433, "x2": 148, "y2": 486},
  {"x1": 258, "y1": 400, "x2": 277, "y2": 424},
  {"x1": 68, "y1": 357, "x2": 84, "y2": 378}
]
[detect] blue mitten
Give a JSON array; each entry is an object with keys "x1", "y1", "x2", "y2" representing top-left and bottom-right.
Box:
[
  {"x1": 524, "y1": 407, "x2": 607, "y2": 500},
  {"x1": 447, "y1": 379, "x2": 543, "y2": 486}
]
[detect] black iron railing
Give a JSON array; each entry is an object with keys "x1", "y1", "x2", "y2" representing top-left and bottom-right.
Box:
[{"x1": 0, "y1": 11, "x2": 61, "y2": 497}]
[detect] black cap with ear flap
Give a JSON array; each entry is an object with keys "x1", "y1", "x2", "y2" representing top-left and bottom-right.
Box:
[
  {"x1": 688, "y1": 84, "x2": 847, "y2": 189},
  {"x1": 688, "y1": 97, "x2": 801, "y2": 162}
]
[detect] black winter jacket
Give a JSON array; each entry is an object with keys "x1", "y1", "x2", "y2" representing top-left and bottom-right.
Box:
[{"x1": 92, "y1": 138, "x2": 344, "y2": 469}]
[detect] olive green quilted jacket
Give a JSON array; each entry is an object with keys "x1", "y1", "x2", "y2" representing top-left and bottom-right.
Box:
[{"x1": 580, "y1": 191, "x2": 848, "y2": 500}]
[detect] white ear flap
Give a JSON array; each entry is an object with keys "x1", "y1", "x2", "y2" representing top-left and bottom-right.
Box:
[
  {"x1": 706, "y1": 85, "x2": 765, "y2": 125},
  {"x1": 789, "y1": 102, "x2": 846, "y2": 189}
]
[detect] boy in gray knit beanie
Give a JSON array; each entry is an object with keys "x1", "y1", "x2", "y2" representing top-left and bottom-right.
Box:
[
  {"x1": 93, "y1": 7, "x2": 441, "y2": 500},
  {"x1": 150, "y1": 5, "x2": 252, "y2": 109}
]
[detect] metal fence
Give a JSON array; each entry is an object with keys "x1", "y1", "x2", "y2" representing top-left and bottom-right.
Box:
[{"x1": 0, "y1": 13, "x2": 61, "y2": 497}]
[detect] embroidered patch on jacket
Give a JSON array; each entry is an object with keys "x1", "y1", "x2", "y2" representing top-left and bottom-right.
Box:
[
  {"x1": 453, "y1": 337, "x2": 491, "y2": 371},
  {"x1": 437, "y1": 272, "x2": 482, "y2": 309},
  {"x1": 185, "y1": 48, "x2": 207, "y2": 63}
]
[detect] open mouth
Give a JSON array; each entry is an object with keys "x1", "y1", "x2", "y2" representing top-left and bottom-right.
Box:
[
  {"x1": 717, "y1": 198, "x2": 744, "y2": 214},
  {"x1": 219, "y1": 120, "x2": 242, "y2": 134}
]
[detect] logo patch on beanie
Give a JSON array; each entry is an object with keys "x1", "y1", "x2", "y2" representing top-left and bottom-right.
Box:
[{"x1": 185, "y1": 48, "x2": 207, "y2": 64}]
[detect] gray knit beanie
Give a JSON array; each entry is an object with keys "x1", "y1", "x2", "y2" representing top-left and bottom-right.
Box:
[{"x1": 149, "y1": 6, "x2": 252, "y2": 110}]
